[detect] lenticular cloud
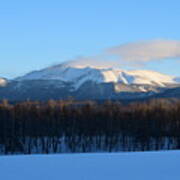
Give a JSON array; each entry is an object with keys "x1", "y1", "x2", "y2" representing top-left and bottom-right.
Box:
[{"x1": 107, "y1": 39, "x2": 180, "y2": 63}]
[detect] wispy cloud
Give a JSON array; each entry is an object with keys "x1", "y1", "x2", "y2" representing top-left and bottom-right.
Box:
[
  {"x1": 107, "y1": 39, "x2": 180, "y2": 64},
  {"x1": 63, "y1": 39, "x2": 180, "y2": 69},
  {"x1": 66, "y1": 55, "x2": 120, "y2": 69}
]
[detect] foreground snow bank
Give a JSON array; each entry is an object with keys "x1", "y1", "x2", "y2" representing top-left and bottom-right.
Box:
[{"x1": 0, "y1": 151, "x2": 180, "y2": 180}]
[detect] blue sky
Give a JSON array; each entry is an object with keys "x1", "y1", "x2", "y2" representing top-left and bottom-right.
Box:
[{"x1": 1, "y1": 0, "x2": 180, "y2": 78}]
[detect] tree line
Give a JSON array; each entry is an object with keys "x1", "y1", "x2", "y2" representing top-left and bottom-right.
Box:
[{"x1": 0, "y1": 98, "x2": 180, "y2": 154}]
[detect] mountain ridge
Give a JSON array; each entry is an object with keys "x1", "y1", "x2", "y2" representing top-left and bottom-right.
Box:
[
  {"x1": 0, "y1": 62, "x2": 180, "y2": 101},
  {"x1": 0, "y1": 78, "x2": 7, "y2": 87},
  {"x1": 15, "y1": 62, "x2": 179, "y2": 90}
]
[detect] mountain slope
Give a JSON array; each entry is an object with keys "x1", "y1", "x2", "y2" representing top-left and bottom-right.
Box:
[
  {"x1": 16, "y1": 63, "x2": 179, "y2": 90},
  {"x1": 0, "y1": 78, "x2": 7, "y2": 87},
  {"x1": 154, "y1": 87, "x2": 180, "y2": 98},
  {"x1": 0, "y1": 63, "x2": 179, "y2": 101}
]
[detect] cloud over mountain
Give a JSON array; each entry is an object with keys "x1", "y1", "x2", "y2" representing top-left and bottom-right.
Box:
[
  {"x1": 107, "y1": 39, "x2": 180, "y2": 63},
  {"x1": 59, "y1": 39, "x2": 180, "y2": 69}
]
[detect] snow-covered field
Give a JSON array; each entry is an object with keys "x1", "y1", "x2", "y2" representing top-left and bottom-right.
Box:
[{"x1": 0, "y1": 151, "x2": 179, "y2": 180}]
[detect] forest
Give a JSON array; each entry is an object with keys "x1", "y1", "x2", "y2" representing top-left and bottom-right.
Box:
[{"x1": 0, "y1": 98, "x2": 180, "y2": 154}]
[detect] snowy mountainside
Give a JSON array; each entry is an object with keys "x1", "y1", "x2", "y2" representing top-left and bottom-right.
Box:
[
  {"x1": 16, "y1": 62, "x2": 179, "y2": 90},
  {"x1": 0, "y1": 78, "x2": 7, "y2": 87},
  {"x1": 0, "y1": 62, "x2": 179, "y2": 101}
]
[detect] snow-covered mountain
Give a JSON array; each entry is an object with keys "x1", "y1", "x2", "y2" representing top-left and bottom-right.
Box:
[
  {"x1": 0, "y1": 78, "x2": 7, "y2": 87},
  {"x1": 0, "y1": 62, "x2": 179, "y2": 101},
  {"x1": 16, "y1": 62, "x2": 179, "y2": 90}
]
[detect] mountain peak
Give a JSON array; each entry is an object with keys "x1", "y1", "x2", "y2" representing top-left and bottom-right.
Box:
[
  {"x1": 0, "y1": 63, "x2": 180, "y2": 101},
  {"x1": 15, "y1": 62, "x2": 180, "y2": 91},
  {"x1": 0, "y1": 78, "x2": 7, "y2": 86}
]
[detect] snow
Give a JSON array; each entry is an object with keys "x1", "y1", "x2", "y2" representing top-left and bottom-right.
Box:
[
  {"x1": 0, "y1": 78, "x2": 7, "y2": 86},
  {"x1": 0, "y1": 151, "x2": 180, "y2": 180},
  {"x1": 127, "y1": 70, "x2": 175, "y2": 86},
  {"x1": 16, "y1": 62, "x2": 180, "y2": 90}
]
